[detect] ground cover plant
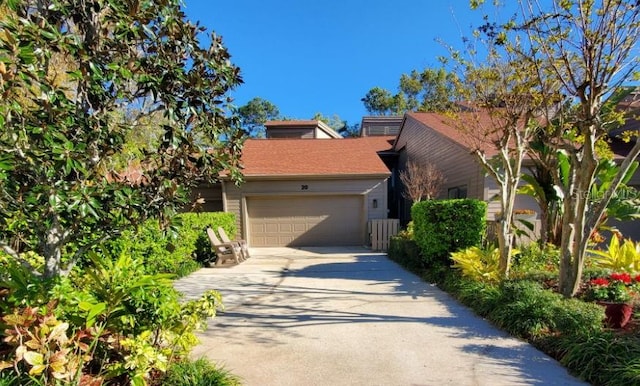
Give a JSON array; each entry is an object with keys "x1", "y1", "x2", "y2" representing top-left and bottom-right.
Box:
[
  {"x1": 0, "y1": 223, "x2": 233, "y2": 385},
  {"x1": 389, "y1": 199, "x2": 640, "y2": 385}
]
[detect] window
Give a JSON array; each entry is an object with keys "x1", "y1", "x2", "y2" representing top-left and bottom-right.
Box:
[{"x1": 447, "y1": 185, "x2": 468, "y2": 199}]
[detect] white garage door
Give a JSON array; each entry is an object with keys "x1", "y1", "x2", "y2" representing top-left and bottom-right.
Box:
[{"x1": 247, "y1": 195, "x2": 364, "y2": 247}]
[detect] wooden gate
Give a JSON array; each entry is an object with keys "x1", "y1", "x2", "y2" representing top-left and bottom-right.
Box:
[{"x1": 369, "y1": 219, "x2": 400, "y2": 251}]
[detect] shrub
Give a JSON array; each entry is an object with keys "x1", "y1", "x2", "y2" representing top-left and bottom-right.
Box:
[
  {"x1": 387, "y1": 236, "x2": 423, "y2": 271},
  {"x1": 105, "y1": 212, "x2": 236, "y2": 276},
  {"x1": 449, "y1": 275, "x2": 502, "y2": 317},
  {"x1": 411, "y1": 199, "x2": 487, "y2": 265},
  {"x1": 0, "y1": 252, "x2": 225, "y2": 385},
  {"x1": 486, "y1": 280, "x2": 604, "y2": 340},
  {"x1": 512, "y1": 243, "x2": 560, "y2": 275},
  {"x1": 450, "y1": 246, "x2": 502, "y2": 283},
  {"x1": 161, "y1": 358, "x2": 241, "y2": 386},
  {"x1": 488, "y1": 280, "x2": 560, "y2": 338}
]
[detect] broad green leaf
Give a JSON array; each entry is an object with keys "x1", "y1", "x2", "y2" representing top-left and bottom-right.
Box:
[
  {"x1": 23, "y1": 351, "x2": 44, "y2": 366},
  {"x1": 557, "y1": 150, "x2": 570, "y2": 188}
]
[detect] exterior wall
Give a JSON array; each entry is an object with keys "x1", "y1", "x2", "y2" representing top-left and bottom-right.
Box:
[
  {"x1": 608, "y1": 168, "x2": 640, "y2": 241},
  {"x1": 189, "y1": 183, "x2": 223, "y2": 212},
  {"x1": 483, "y1": 175, "x2": 540, "y2": 220},
  {"x1": 484, "y1": 174, "x2": 542, "y2": 243},
  {"x1": 223, "y1": 177, "x2": 389, "y2": 241},
  {"x1": 360, "y1": 116, "x2": 403, "y2": 136},
  {"x1": 267, "y1": 128, "x2": 315, "y2": 138},
  {"x1": 394, "y1": 115, "x2": 484, "y2": 224},
  {"x1": 315, "y1": 128, "x2": 332, "y2": 138}
]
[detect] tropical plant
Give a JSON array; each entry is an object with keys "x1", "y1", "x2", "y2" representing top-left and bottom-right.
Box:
[
  {"x1": 450, "y1": 246, "x2": 501, "y2": 283},
  {"x1": 512, "y1": 242, "x2": 560, "y2": 274},
  {"x1": 589, "y1": 237, "x2": 640, "y2": 273},
  {"x1": 451, "y1": 246, "x2": 520, "y2": 283},
  {"x1": 0, "y1": 305, "x2": 96, "y2": 385},
  {"x1": 521, "y1": 139, "x2": 564, "y2": 246},
  {"x1": 0, "y1": 250, "x2": 225, "y2": 384}
]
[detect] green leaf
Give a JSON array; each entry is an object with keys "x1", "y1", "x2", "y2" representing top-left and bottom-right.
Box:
[
  {"x1": 556, "y1": 150, "x2": 570, "y2": 188},
  {"x1": 23, "y1": 351, "x2": 44, "y2": 366},
  {"x1": 86, "y1": 302, "x2": 107, "y2": 328}
]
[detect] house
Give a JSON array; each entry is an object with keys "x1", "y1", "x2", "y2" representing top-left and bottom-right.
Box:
[
  {"x1": 195, "y1": 100, "x2": 639, "y2": 246},
  {"x1": 391, "y1": 110, "x2": 640, "y2": 241},
  {"x1": 220, "y1": 137, "x2": 392, "y2": 247},
  {"x1": 392, "y1": 112, "x2": 537, "y2": 225},
  {"x1": 264, "y1": 120, "x2": 342, "y2": 139}
]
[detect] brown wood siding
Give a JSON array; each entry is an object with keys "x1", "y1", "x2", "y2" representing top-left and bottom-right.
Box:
[
  {"x1": 189, "y1": 184, "x2": 223, "y2": 212},
  {"x1": 394, "y1": 115, "x2": 484, "y2": 223},
  {"x1": 267, "y1": 128, "x2": 315, "y2": 138}
]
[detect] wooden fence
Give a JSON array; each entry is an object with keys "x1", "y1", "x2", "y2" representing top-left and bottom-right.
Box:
[{"x1": 368, "y1": 219, "x2": 400, "y2": 251}]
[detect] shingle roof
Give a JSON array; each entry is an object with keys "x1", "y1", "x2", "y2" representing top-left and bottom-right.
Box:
[
  {"x1": 241, "y1": 138, "x2": 392, "y2": 177},
  {"x1": 404, "y1": 111, "x2": 522, "y2": 157}
]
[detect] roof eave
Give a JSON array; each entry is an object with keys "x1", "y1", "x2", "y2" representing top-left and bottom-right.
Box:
[{"x1": 241, "y1": 173, "x2": 391, "y2": 181}]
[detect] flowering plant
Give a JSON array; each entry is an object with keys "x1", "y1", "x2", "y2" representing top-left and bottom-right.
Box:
[{"x1": 587, "y1": 272, "x2": 640, "y2": 303}]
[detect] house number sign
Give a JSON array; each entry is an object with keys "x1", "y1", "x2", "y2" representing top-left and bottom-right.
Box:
[{"x1": 301, "y1": 185, "x2": 309, "y2": 190}]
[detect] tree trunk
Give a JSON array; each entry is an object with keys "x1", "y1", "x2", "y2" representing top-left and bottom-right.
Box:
[
  {"x1": 558, "y1": 136, "x2": 598, "y2": 297},
  {"x1": 43, "y1": 218, "x2": 65, "y2": 279},
  {"x1": 497, "y1": 155, "x2": 521, "y2": 278},
  {"x1": 538, "y1": 201, "x2": 549, "y2": 245},
  {"x1": 497, "y1": 216, "x2": 515, "y2": 277}
]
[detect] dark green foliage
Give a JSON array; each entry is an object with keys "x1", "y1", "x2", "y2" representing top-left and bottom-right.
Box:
[
  {"x1": 553, "y1": 332, "x2": 640, "y2": 386},
  {"x1": 162, "y1": 358, "x2": 241, "y2": 386},
  {"x1": 412, "y1": 199, "x2": 487, "y2": 265},
  {"x1": 238, "y1": 97, "x2": 280, "y2": 137},
  {"x1": 486, "y1": 281, "x2": 603, "y2": 339},
  {"x1": 104, "y1": 212, "x2": 236, "y2": 276},
  {"x1": 448, "y1": 274, "x2": 502, "y2": 317},
  {"x1": 362, "y1": 68, "x2": 458, "y2": 115},
  {"x1": 389, "y1": 243, "x2": 629, "y2": 385},
  {"x1": 387, "y1": 236, "x2": 423, "y2": 271},
  {"x1": 439, "y1": 276, "x2": 604, "y2": 340},
  {"x1": 0, "y1": 0, "x2": 244, "y2": 278}
]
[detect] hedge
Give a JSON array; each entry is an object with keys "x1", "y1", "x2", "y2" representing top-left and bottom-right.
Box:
[
  {"x1": 411, "y1": 199, "x2": 486, "y2": 265},
  {"x1": 105, "y1": 212, "x2": 236, "y2": 277}
]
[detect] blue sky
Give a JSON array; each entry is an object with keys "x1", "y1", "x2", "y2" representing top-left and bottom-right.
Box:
[{"x1": 182, "y1": 1, "x2": 499, "y2": 126}]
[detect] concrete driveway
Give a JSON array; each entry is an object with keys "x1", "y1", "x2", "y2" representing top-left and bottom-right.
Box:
[{"x1": 174, "y1": 247, "x2": 586, "y2": 386}]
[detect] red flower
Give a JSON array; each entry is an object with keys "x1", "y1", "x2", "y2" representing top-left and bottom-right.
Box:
[
  {"x1": 635, "y1": 274, "x2": 640, "y2": 283},
  {"x1": 591, "y1": 278, "x2": 610, "y2": 286},
  {"x1": 610, "y1": 273, "x2": 632, "y2": 284}
]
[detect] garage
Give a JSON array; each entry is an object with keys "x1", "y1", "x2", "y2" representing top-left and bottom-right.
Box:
[{"x1": 247, "y1": 195, "x2": 364, "y2": 247}]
